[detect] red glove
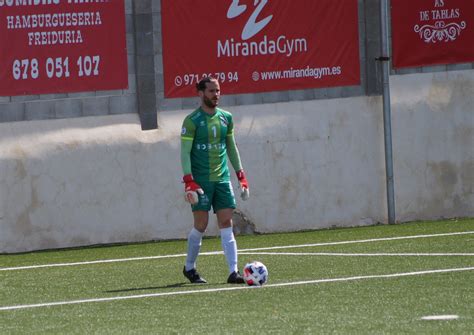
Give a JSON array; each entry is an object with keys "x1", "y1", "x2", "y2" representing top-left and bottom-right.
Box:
[
  {"x1": 183, "y1": 174, "x2": 203, "y2": 205},
  {"x1": 236, "y1": 170, "x2": 249, "y2": 201}
]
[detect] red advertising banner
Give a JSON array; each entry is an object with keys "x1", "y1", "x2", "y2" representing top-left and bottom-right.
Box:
[
  {"x1": 161, "y1": 0, "x2": 360, "y2": 98},
  {"x1": 391, "y1": 0, "x2": 474, "y2": 68},
  {"x1": 0, "y1": 0, "x2": 128, "y2": 96}
]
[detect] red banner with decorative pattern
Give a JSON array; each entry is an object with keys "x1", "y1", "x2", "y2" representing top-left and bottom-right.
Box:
[
  {"x1": 161, "y1": 0, "x2": 360, "y2": 98},
  {"x1": 0, "y1": 0, "x2": 128, "y2": 96},
  {"x1": 391, "y1": 0, "x2": 474, "y2": 68}
]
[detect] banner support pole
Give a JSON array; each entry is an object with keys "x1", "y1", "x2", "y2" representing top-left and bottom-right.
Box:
[{"x1": 378, "y1": 0, "x2": 396, "y2": 224}]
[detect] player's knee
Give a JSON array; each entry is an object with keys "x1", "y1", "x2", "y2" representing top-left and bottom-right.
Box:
[
  {"x1": 218, "y1": 218, "x2": 233, "y2": 229},
  {"x1": 194, "y1": 221, "x2": 208, "y2": 233}
]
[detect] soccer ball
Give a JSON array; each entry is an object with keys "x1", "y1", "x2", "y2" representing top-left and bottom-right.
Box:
[{"x1": 243, "y1": 261, "x2": 268, "y2": 286}]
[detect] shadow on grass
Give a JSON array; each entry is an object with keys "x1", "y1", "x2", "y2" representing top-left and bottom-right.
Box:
[{"x1": 105, "y1": 282, "x2": 189, "y2": 293}]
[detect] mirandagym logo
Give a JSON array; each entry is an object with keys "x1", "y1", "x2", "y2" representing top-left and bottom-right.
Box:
[{"x1": 217, "y1": 0, "x2": 308, "y2": 58}]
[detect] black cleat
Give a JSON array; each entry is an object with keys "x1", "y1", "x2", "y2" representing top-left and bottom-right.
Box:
[
  {"x1": 227, "y1": 271, "x2": 245, "y2": 284},
  {"x1": 183, "y1": 267, "x2": 207, "y2": 284}
]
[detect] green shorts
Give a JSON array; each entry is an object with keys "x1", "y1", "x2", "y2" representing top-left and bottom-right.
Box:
[{"x1": 192, "y1": 181, "x2": 236, "y2": 213}]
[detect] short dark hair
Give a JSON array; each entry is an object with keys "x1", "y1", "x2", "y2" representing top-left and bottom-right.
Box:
[{"x1": 196, "y1": 76, "x2": 218, "y2": 92}]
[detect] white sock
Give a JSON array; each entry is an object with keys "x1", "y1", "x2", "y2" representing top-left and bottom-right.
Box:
[
  {"x1": 185, "y1": 228, "x2": 203, "y2": 271},
  {"x1": 220, "y1": 227, "x2": 238, "y2": 274}
]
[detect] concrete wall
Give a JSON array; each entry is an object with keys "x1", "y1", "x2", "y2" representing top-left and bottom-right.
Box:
[
  {"x1": 0, "y1": 96, "x2": 383, "y2": 253},
  {"x1": 391, "y1": 70, "x2": 474, "y2": 221},
  {"x1": 0, "y1": 114, "x2": 181, "y2": 252},
  {"x1": 1, "y1": 69, "x2": 473, "y2": 253}
]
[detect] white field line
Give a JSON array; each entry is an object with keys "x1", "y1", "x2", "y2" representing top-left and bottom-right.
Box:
[
  {"x1": 240, "y1": 252, "x2": 474, "y2": 257},
  {"x1": 0, "y1": 253, "x2": 196, "y2": 272},
  {"x1": 239, "y1": 231, "x2": 474, "y2": 252},
  {"x1": 421, "y1": 315, "x2": 459, "y2": 320},
  {"x1": 0, "y1": 266, "x2": 473, "y2": 311},
  {"x1": 1, "y1": 231, "x2": 473, "y2": 272}
]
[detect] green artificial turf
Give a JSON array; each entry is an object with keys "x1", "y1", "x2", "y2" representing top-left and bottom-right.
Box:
[{"x1": 0, "y1": 218, "x2": 473, "y2": 334}]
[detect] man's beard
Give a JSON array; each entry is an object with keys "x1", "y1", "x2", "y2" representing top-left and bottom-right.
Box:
[{"x1": 203, "y1": 96, "x2": 218, "y2": 108}]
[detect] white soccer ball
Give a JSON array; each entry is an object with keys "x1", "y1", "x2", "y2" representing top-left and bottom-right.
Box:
[{"x1": 243, "y1": 261, "x2": 268, "y2": 286}]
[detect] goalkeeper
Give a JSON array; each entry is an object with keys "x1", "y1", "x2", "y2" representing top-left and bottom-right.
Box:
[{"x1": 180, "y1": 76, "x2": 249, "y2": 284}]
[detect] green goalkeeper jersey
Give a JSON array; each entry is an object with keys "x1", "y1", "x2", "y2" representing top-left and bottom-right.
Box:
[{"x1": 181, "y1": 107, "x2": 242, "y2": 182}]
